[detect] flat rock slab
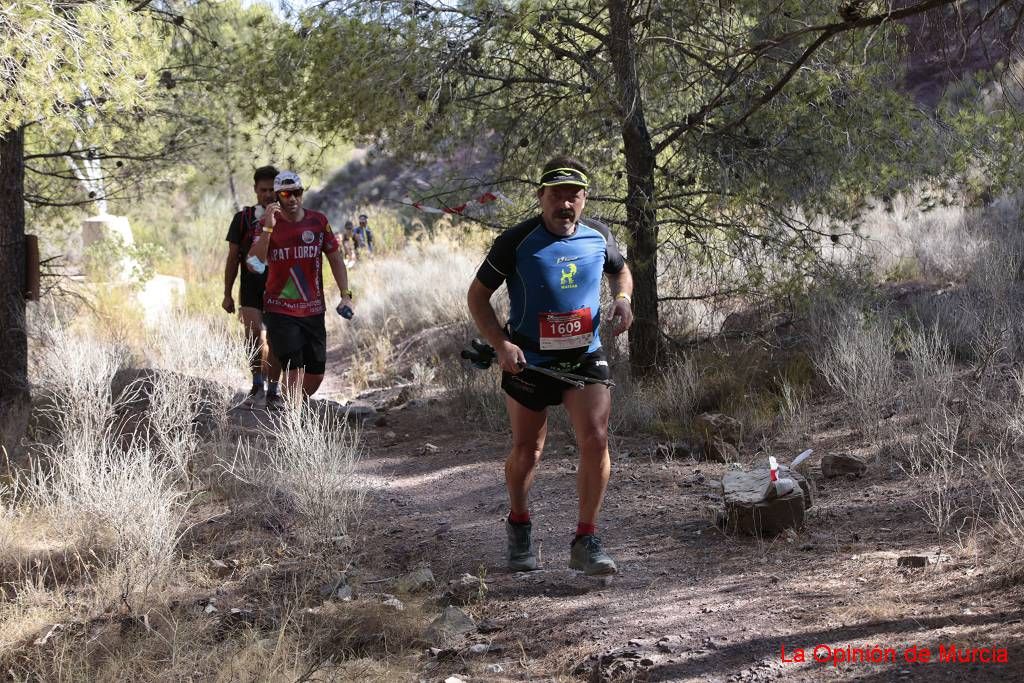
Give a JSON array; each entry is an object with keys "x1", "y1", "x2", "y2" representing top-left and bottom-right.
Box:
[
  {"x1": 425, "y1": 606, "x2": 476, "y2": 647},
  {"x1": 721, "y1": 466, "x2": 813, "y2": 536},
  {"x1": 721, "y1": 466, "x2": 812, "y2": 507},
  {"x1": 441, "y1": 573, "x2": 488, "y2": 606},
  {"x1": 821, "y1": 453, "x2": 869, "y2": 477},
  {"x1": 396, "y1": 566, "x2": 435, "y2": 593},
  {"x1": 694, "y1": 412, "x2": 742, "y2": 444}
]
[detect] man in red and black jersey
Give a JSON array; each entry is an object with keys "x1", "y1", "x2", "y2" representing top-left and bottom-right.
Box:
[
  {"x1": 247, "y1": 171, "x2": 354, "y2": 398},
  {"x1": 223, "y1": 165, "x2": 283, "y2": 407}
]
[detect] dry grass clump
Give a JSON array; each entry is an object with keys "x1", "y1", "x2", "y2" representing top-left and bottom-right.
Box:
[
  {"x1": 773, "y1": 376, "x2": 811, "y2": 448},
  {"x1": 438, "y1": 360, "x2": 507, "y2": 432},
  {"x1": 23, "y1": 325, "x2": 194, "y2": 606},
  {"x1": 610, "y1": 337, "x2": 817, "y2": 447},
  {"x1": 612, "y1": 356, "x2": 704, "y2": 437},
  {"x1": 228, "y1": 399, "x2": 368, "y2": 547},
  {"x1": 144, "y1": 312, "x2": 250, "y2": 391},
  {"x1": 327, "y1": 235, "x2": 492, "y2": 391},
  {"x1": 904, "y1": 323, "x2": 958, "y2": 426},
  {"x1": 1, "y1": 606, "x2": 309, "y2": 682},
  {"x1": 300, "y1": 600, "x2": 427, "y2": 663},
  {"x1": 329, "y1": 237, "x2": 481, "y2": 348},
  {"x1": 809, "y1": 299, "x2": 895, "y2": 439},
  {"x1": 29, "y1": 323, "x2": 127, "y2": 440}
]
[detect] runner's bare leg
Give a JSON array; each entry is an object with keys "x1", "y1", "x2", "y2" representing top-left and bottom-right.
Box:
[
  {"x1": 239, "y1": 307, "x2": 264, "y2": 380},
  {"x1": 504, "y1": 396, "x2": 548, "y2": 516},
  {"x1": 563, "y1": 384, "x2": 612, "y2": 526}
]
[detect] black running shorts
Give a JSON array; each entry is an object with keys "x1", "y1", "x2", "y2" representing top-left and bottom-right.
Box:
[
  {"x1": 238, "y1": 272, "x2": 266, "y2": 310},
  {"x1": 501, "y1": 349, "x2": 611, "y2": 412},
  {"x1": 263, "y1": 312, "x2": 327, "y2": 374}
]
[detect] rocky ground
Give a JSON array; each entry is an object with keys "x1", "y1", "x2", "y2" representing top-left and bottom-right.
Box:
[
  {"x1": 223, "y1": 389, "x2": 1023, "y2": 682},
  {"x1": 10, "y1": 356, "x2": 1022, "y2": 681}
]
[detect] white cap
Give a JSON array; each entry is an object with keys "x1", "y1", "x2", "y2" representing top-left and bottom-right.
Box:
[{"x1": 274, "y1": 171, "x2": 303, "y2": 192}]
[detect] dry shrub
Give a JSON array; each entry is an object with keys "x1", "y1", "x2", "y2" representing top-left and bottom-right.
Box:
[
  {"x1": 976, "y1": 440, "x2": 1024, "y2": 583},
  {"x1": 324, "y1": 237, "x2": 484, "y2": 390},
  {"x1": 438, "y1": 362, "x2": 507, "y2": 433},
  {"x1": 853, "y1": 187, "x2": 1024, "y2": 283},
  {"x1": 327, "y1": 238, "x2": 481, "y2": 350},
  {"x1": 300, "y1": 600, "x2": 427, "y2": 662},
  {"x1": 810, "y1": 301, "x2": 895, "y2": 438},
  {"x1": 612, "y1": 356, "x2": 703, "y2": 437},
  {"x1": 22, "y1": 323, "x2": 191, "y2": 606},
  {"x1": 897, "y1": 412, "x2": 975, "y2": 541},
  {"x1": 905, "y1": 323, "x2": 957, "y2": 426},
  {"x1": 229, "y1": 400, "x2": 368, "y2": 547},
  {"x1": 26, "y1": 435, "x2": 190, "y2": 606}
]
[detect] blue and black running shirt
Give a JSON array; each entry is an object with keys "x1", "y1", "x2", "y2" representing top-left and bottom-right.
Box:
[{"x1": 475, "y1": 215, "x2": 626, "y2": 364}]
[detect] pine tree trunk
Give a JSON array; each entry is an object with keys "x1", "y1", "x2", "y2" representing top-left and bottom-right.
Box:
[
  {"x1": 607, "y1": 0, "x2": 661, "y2": 377},
  {"x1": 0, "y1": 126, "x2": 28, "y2": 418}
]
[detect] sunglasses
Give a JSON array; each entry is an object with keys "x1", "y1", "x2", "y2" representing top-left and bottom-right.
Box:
[{"x1": 277, "y1": 189, "x2": 304, "y2": 199}]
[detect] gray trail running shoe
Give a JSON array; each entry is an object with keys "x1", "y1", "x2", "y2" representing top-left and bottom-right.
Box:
[
  {"x1": 506, "y1": 521, "x2": 539, "y2": 572},
  {"x1": 569, "y1": 535, "x2": 618, "y2": 576}
]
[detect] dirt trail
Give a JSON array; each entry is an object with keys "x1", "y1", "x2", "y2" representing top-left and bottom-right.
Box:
[{"x1": 344, "y1": 399, "x2": 1024, "y2": 682}]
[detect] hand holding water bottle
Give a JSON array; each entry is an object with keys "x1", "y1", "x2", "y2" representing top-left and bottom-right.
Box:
[{"x1": 337, "y1": 288, "x2": 355, "y2": 320}]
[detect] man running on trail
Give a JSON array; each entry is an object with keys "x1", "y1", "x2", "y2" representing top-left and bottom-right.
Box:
[
  {"x1": 467, "y1": 156, "x2": 634, "y2": 576},
  {"x1": 247, "y1": 171, "x2": 354, "y2": 398},
  {"x1": 223, "y1": 165, "x2": 283, "y2": 408}
]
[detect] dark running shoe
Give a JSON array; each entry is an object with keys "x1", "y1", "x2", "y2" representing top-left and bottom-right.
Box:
[
  {"x1": 264, "y1": 392, "x2": 285, "y2": 411},
  {"x1": 569, "y1": 535, "x2": 618, "y2": 576},
  {"x1": 506, "y1": 520, "x2": 539, "y2": 572},
  {"x1": 243, "y1": 384, "x2": 263, "y2": 409}
]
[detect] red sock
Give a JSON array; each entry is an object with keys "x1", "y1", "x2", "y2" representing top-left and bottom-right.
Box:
[
  {"x1": 509, "y1": 511, "x2": 531, "y2": 524},
  {"x1": 576, "y1": 522, "x2": 596, "y2": 537}
]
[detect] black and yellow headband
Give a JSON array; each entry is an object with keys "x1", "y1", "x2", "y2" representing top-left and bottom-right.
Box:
[{"x1": 539, "y1": 167, "x2": 590, "y2": 188}]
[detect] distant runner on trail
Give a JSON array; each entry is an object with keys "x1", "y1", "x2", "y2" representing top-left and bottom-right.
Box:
[
  {"x1": 467, "y1": 156, "x2": 634, "y2": 576},
  {"x1": 223, "y1": 165, "x2": 283, "y2": 409},
  {"x1": 353, "y1": 213, "x2": 374, "y2": 257},
  {"x1": 247, "y1": 171, "x2": 354, "y2": 399},
  {"x1": 341, "y1": 220, "x2": 356, "y2": 264}
]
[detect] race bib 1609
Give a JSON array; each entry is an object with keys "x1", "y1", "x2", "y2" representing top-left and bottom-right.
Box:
[{"x1": 538, "y1": 307, "x2": 594, "y2": 350}]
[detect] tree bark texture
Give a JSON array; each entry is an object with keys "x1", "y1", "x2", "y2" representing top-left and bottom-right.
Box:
[
  {"x1": 607, "y1": 0, "x2": 661, "y2": 377},
  {"x1": 0, "y1": 126, "x2": 28, "y2": 414}
]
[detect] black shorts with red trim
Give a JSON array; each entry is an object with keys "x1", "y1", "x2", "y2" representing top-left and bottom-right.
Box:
[{"x1": 501, "y1": 348, "x2": 610, "y2": 412}]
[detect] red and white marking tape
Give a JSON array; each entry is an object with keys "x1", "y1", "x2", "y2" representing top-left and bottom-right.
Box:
[{"x1": 410, "y1": 190, "x2": 512, "y2": 216}]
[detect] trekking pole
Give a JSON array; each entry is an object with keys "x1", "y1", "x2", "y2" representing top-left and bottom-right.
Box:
[{"x1": 460, "y1": 339, "x2": 614, "y2": 388}]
